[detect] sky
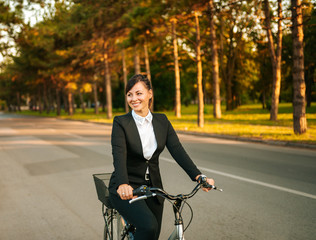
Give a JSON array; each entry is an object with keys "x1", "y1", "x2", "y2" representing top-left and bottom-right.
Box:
[{"x1": 0, "y1": 0, "x2": 47, "y2": 64}]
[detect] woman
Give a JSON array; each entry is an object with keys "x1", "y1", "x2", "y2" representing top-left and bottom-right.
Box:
[{"x1": 108, "y1": 74, "x2": 214, "y2": 240}]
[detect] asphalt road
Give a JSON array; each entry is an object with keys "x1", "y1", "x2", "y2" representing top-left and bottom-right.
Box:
[{"x1": 0, "y1": 113, "x2": 315, "y2": 240}]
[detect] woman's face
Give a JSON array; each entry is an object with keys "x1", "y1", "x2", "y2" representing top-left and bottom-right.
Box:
[{"x1": 126, "y1": 81, "x2": 152, "y2": 117}]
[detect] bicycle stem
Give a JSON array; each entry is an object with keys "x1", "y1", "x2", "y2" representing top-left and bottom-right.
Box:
[{"x1": 173, "y1": 199, "x2": 183, "y2": 225}]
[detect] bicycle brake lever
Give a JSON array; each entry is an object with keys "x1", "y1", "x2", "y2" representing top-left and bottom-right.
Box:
[
  {"x1": 129, "y1": 193, "x2": 157, "y2": 204},
  {"x1": 202, "y1": 183, "x2": 223, "y2": 192},
  {"x1": 214, "y1": 186, "x2": 223, "y2": 192}
]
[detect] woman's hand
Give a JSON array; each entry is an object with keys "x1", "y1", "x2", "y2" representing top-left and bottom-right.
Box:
[
  {"x1": 195, "y1": 175, "x2": 215, "y2": 192},
  {"x1": 117, "y1": 184, "x2": 134, "y2": 200}
]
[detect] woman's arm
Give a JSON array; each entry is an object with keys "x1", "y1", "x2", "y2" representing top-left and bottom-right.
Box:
[
  {"x1": 111, "y1": 117, "x2": 129, "y2": 187},
  {"x1": 163, "y1": 115, "x2": 215, "y2": 188},
  {"x1": 111, "y1": 117, "x2": 135, "y2": 200},
  {"x1": 165, "y1": 117, "x2": 202, "y2": 180}
]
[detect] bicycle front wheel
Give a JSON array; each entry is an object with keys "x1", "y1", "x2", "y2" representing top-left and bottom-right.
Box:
[{"x1": 104, "y1": 210, "x2": 132, "y2": 240}]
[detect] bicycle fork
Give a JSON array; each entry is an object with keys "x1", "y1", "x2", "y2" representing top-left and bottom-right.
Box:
[{"x1": 168, "y1": 199, "x2": 185, "y2": 240}]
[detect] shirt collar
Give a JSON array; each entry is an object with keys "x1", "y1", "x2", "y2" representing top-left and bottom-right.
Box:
[{"x1": 132, "y1": 110, "x2": 153, "y2": 125}]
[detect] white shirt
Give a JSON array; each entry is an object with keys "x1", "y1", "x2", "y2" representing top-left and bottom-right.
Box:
[{"x1": 132, "y1": 110, "x2": 157, "y2": 160}]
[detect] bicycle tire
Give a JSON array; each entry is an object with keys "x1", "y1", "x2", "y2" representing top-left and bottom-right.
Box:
[{"x1": 104, "y1": 210, "x2": 132, "y2": 240}]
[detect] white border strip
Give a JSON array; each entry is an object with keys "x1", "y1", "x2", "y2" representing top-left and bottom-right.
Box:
[{"x1": 160, "y1": 156, "x2": 316, "y2": 200}]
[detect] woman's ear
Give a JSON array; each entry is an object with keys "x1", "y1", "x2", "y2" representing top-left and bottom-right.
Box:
[{"x1": 148, "y1": 89, "x2": 153, "y2": 98}]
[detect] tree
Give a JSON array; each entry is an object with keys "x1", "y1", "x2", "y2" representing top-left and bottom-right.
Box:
[
  {"x1": 263, "y1": 0, "x2": 283, "y2": 121},
  {"x1": 213, "y1": 0, "x2": 261, "y2": 111},
  {"x1": 208, "y1": 0, "x2": 221, "y2": 119},
  {"x1": 195, "y1": 11, "x2": 204, "y2": 128},
  {"x1": 0, "y1": 1, "x2": 23, "y2": 61},
  {"x1": 134, "y1": 45, "x2": 141, "y2": 74},
  {"x1": 218, "y1": 1, "x2": 244, "y2": 110},
  {"x1": 121, "y1": 49, "x2": 129, "y2": 113},
  {"x1": 291, "y1": 0, "x2": 307, "y2": 134},
  {"x1": 171, "y1": 17, "x2": 181, "y2": 118},
  {"x1": 144, "y1": 33, "x2": 151, "y2": 82},
  {"x1": 303, "y1": 2, "x2": 316, "y2": 107}
]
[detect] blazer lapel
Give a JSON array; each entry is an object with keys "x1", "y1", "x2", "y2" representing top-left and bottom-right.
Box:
[
  {"x1": 126, "y1": 112, "x2": 144, "y2": 158},
  {"x1": 152, "y1": 114, "x2": 164, "y2": 154}
]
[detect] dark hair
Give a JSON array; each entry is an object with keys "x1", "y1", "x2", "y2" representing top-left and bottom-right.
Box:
[{"x1": 125, "y1": 74, "x2": 153, "y2": 107}]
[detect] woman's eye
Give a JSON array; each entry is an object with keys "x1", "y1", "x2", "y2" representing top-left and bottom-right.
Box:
[{"x1": 137, "y1": 92, "x2": 142, "y2": 95}]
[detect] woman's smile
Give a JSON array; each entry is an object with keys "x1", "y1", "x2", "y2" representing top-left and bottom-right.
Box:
[{"x1": 126, "y1": 82, "x2": 152, "y2": 117}]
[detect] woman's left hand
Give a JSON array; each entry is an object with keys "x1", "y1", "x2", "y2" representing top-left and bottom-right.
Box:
[
  {"x1": 202, "y1": 177, "x2": 215, "y2": 192},
  {"x1": 195, "y1": 175, "x2": 215, "y2": 192}
]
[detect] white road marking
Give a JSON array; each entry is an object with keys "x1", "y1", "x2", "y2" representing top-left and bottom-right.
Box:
[
  {"x1": 160, "y1": 156, "x2": 316, "y2": 200},
  {"x1": 0, "y1": 128, "x2": 18, "y2": 135},
  {"x1": 62, "y1": 132, "x2": 84, "y2": 139}
]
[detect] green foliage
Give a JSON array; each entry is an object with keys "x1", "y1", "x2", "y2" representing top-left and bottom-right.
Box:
[
  {"x1": 0, "y1": 0, "x2": 315, "y2": 123},
  {"x1": 15, "y1": 103, "x2": 316, "y2": 145}
]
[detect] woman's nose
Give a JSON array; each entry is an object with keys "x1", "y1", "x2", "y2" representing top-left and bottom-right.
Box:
[{"x1": 130, "y1": 95, "x2": 137, "y2": 102}]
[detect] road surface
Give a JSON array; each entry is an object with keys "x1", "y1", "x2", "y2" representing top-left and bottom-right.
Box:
[{"x1": 0, "y1": 113, "x2": 315, "y2": 239}]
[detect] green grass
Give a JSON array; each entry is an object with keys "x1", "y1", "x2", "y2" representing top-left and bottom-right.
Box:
[{"x1": 14, "y1": 103, "x2": 316, "y2": 146}]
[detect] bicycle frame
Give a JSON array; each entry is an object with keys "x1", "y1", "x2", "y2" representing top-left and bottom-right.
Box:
[
  {"x1": 128, "y1": 179, "x2": 222, "y2": 239},
  {"x1": 102, "y1": 205, "x2": 134, "y2": 240},
  {"x1": 168, "y1": 199, "x2": 186, "y2": 240}
]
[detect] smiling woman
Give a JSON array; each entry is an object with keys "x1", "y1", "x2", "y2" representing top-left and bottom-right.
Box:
[
  {"x1": 125, "y1": 75, "x2": 153, "y2": 117},
  {"x1": 107, "y1": 74, "x2": 215, "y2": 240}
]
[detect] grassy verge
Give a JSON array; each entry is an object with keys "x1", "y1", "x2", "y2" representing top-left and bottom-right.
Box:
[{"x1": 15, "y1": 103, "x2": 316, "y2": 146}]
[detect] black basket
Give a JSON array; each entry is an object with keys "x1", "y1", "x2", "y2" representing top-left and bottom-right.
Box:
[{"x1": 93, "y1": 173, "x2": 112, "y2": 208}]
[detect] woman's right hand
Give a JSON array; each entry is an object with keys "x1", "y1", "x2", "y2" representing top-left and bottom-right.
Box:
[{"x1": 117, "y1": 184, "x2": 134, "y2": 200}]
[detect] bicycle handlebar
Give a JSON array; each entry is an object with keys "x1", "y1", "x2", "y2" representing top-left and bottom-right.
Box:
[{"x1": 130, "y1": 180, "x2": 222, "y2": 204}]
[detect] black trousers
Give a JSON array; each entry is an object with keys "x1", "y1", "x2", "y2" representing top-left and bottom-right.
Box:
[{"x1": 109, "y1": 192, "x2": 164, "y2": 240}]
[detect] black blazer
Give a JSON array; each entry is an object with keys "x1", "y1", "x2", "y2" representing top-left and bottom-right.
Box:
[{"x1": 108, "y1": 112, "x2": 201, "y2": 196}]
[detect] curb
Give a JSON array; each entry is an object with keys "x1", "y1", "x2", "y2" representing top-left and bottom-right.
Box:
[
  {"x1": 6, "y1": 113, "x2": 316, "y2": 151},
  {"x1": 66, "y1": 118, "x2": 316, "y2": 151},
  {"x1": 176, "y1": 130, "x2": 316, "y2": 150}
]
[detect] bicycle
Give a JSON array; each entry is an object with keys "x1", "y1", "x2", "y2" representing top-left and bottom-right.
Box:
[
  {"x1": 93, "y1": 173, "x2": 135, "y2": 240},
  {"x1": 93, "y1": 173, "x2": 222, "y2": 240}
]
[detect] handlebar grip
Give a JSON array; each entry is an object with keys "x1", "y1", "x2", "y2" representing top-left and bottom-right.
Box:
[
  {"x1": 202, "y1": 182, "x2": 214, "y2": 189},
  {"x1": 129, "y1": 195, "x2": 148, "y2": 204},
  {"x1": 202, "y1": 183, "x2": 223, "y2": 192},
  {"x1": 198, "y1": 175, "x2": 223, "y2": 191},
  {"x1": 132, "y1": 185, "x2": 148, "y2": 196}
]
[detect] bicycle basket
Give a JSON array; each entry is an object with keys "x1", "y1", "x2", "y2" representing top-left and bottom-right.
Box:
[{"x1": 93, "y1": 173, "x2": 112, "y2": 208}]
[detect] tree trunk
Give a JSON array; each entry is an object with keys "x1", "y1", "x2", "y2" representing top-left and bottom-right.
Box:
[
  {"x1": 291, "y1": 0, "x2": 307, "y2": 134},
  {"x1": 62, "y1": 87, "x2": 68, "y2": 114},
  {"x1": 104, "y1": 51, "x2": 112, "y2": 119},
  {"x1": 144, "y1": 37, "x2": 151, "y2": 81},
  {"x1": 56, "y1": 88, "x2": 61, "y2": 116},
  {"x1": 219, "y1": 17, "x2": 234, "y2": 111},
  {"x1": 102, "y1": 40, "x2": 106, "y2": 113},
  {"x1": 47, "y1": 84, "x2": 54, "y2": 112},
  {"x1": 67, "y1": 91, "x2": 73, "y2": 116},
  {"x1": 38, "y1": 87, "x2": 43, "y2": 114},
  {"x1": 16, "y1": 92, "x2": 21, "y2": 112},
  {"x1": 195, "y1": 12, "x2": 204, "y2": 128},
  {"x1": 134, "y1": 45, "x2": 141, "y2": 74},
  {"x1": 218, "y1": 17, "x2": 227, "y2": 110},
  {"x1": 43, "y1": 80, "x2": 50, "y2": 114},
  {"x1": 208, "y1": 0, "x2": 221, "y2": 119},
  {"x1": 171, "y1": 18, "x2": 181, "y2": 118},
  {"x1": 122, "y1": 49, "x2": 129, "y2": 113},
  {"x1": 264, "y1": 0, "x2": 283, "y2": 121},
  {"x1": 78, "y1": 88, "x2": 85, "y2": 113},
  {"x1": 305, "y1": 66, "x2": 314, "y2": 107},
  {"x1": 72, "y1": 93, "x2": 76, "y2": 114},
  {"x1": 5, "y1": 99, "x2": 10, "y2": 112},
  {"x1": 93, "y1": 76, "x2": 99, "y2": 114},
  {"x1": 144, "y1": 37, "x2": 154, "y2": 111},
  {"x1": 225, "y1": 32, "x2": 235, "y2": 111},
  {"x1": 262, "y1": 89, "x2": 266, "y2": 109}
]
